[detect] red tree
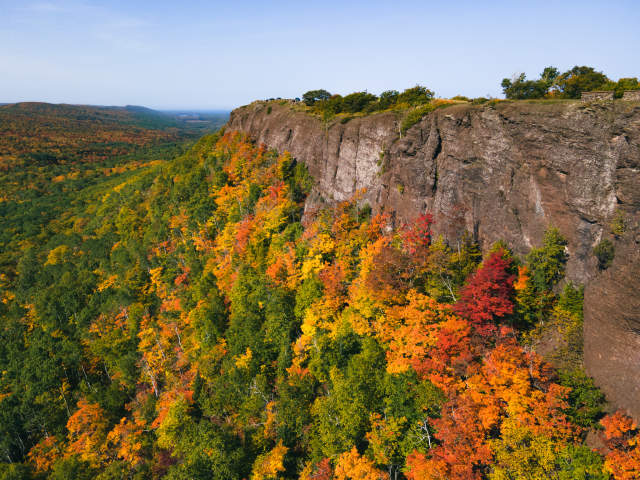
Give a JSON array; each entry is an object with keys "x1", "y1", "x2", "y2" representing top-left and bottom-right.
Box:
[
  {"x1": 402, "y1": 214, "x2": 433, "y2": 255},
  {"x1": 454, "y1": 249, "x2": 515, "y2": 336}
]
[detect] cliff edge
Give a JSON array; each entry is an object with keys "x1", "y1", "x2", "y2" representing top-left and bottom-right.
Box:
[{"x1": 228, "y1": 100, "x2": 640, "y2": 418}]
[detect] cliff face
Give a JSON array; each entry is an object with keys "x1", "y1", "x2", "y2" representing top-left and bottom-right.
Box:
[{"x1": 228, "y1": 101, "x2": 640, "y2": 418}]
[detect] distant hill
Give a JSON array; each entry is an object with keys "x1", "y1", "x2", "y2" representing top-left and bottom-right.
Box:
[{"x1": 0, "y1": 102, "x2": 227, "y2": 165}]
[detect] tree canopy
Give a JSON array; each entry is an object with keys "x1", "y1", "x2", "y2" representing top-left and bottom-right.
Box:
[{"x1": 0, "y1": 109, "x2": 636, "y2": 479}]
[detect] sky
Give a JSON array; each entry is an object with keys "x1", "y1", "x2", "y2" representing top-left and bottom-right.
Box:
[{"x1": 1, "y1": 0, "x2": 639, "y2": 110}]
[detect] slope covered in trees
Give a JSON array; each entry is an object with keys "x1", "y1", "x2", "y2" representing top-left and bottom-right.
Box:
[
  {"x1": 0, "y1": 128, "x2": 638, "y2": 479},
  {"x1": 0, "y1": 103, "x2": 225, "y2": 302}
]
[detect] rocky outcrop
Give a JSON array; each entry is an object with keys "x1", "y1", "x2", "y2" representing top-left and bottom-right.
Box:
[{"x1": 228, "y1": 100, "x2": 640, "y2": 418}]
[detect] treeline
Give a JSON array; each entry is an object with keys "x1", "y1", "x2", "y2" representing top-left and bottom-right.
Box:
[
  {"x1": 1, "y1": 128, "x2": 639, "y2": 479},
  {"x1": 294, "y1": 65, "x2": 639, "y2": 115},
  {"x1": 501, "y1": 65, "x2": 640, "y2": 99},
  {"x1": 301, "y1": 86, "x2": 435, "y2": 115}
]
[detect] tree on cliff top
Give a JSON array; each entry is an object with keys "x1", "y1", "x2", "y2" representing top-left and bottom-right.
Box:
[
  {"x1": 302, "y1": 89, "x2": 331, "y2": 106},
  {"x1": 501, "y1": 65, "x2": 615, "y2": 99},
  {"x1": 501, "y1": 66, "x2": 558, "y2": 99},
  {"x1": 554, "y1": 66, "x2": 609, "y2": 99}
]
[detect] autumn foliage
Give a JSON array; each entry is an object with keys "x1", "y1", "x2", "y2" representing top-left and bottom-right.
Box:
[
  {"x1": 454, "y1": 249, "x2": 515, "y2": 336},
  {"x1": 0, "y1": 128, "x2": 621, "y2": 479},
  {"x1": 601, "y1": 411, "x2": 640, "y2": 479}
]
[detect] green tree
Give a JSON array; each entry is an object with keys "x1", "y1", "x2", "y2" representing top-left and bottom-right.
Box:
[
  {"x1": 555, "y1": 66, "x2": 609, "y2": 99},
  {"x1": 526, "y1": 227, "x2": 568, "y2": 292},
  {"x1": 310, "y1": 337, "x2": 386, "y2": 460},
  {"x1": 501, "y1": 66, "x2": 559, "y2": 100},
  {"x1": 340, "y1": 92, "x2": 378, "y2": 113},
  {"x1": 540, "y1": 66, "x2": 560, "y2": 87},
  {"x1": 378, "y1": 90, "x2": 400, "y2": 109},
  {"x1": 50, "y1": 457, "x2": 95, "y2": 480},
  {"x1": 302, "y1": 90, "x2": 332, "y2": 106},
  {"x1": 558, "y1": 369, "x2": 605, "y2": 429},
  {"x1": 397, "y1": 86, "x2": 434, "y2": 105},
  {"x1": 502, "y1": 73, "x2": 549, "y2": 99}
]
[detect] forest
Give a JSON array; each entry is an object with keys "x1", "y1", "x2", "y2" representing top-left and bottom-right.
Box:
[{"x1": 1, "y1": 112, "x2": 639, "y2": 479}]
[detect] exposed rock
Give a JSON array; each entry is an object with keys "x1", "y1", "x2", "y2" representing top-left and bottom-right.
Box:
[{"x1": 228, "y1": 100, "x2": 640, "y2": 419}]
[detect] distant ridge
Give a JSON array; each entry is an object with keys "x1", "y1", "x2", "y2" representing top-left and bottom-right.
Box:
[{"x1": 0, "y1": 101, "x2": 229, "y2": 132}]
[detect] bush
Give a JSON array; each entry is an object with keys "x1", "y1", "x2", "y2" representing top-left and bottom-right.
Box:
[
  {"x1": 400, "y1": 104, "x2": 435, "y2": 134},
  {"x1": 603, "y1": 77, "x2": 640, "y2": 98},
  {"x1": 593, "y1": 239, "x2": 614, "y2": 270},
  {"x1": 610, "y1": 210, "x2": 627, "y2": 237}
]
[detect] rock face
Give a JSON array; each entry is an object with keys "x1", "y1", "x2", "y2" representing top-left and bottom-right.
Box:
[{"x1": 228, "y1": 101, "x2": 640, "y2": 418}]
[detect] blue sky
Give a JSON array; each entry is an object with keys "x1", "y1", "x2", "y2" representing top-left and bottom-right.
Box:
[{"x1": 1, "y1": 0, "x2": 638, "y2": 109}]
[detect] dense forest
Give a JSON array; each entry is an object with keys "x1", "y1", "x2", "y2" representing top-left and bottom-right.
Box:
[
  {"x1": 1, "y1": 106, "x2": 639, "y2": 479},
  {"x1": 0, "y1": 103, "x2": 226, "y2": 281}
]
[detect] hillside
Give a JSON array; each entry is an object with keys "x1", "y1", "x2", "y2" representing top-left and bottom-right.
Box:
[
  {"x1": 0, "y1": 101, "x2": 639, "y2": 479},
  {"x1": 0, "y1": 102, "x2": 224, "y2": 320},
  {"x1": 228, "y1": 100, "x2": 640, "y2": 422}
]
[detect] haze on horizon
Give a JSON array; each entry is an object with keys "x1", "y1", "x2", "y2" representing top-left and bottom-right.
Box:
[{"x1": 1, "y1": 0, "x2": 639, "y2": 110}]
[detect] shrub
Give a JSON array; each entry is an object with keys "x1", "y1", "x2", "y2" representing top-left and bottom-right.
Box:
[
  {"x1": 608, "y1": 77, "x2": 640, "y2": 98},
  {"x1": 610, "y1": 210, "x2": 627, "y2": 237},
  {"x1": 400, "y1": 104, "x2": 435, "y2": 134},
  {"x1": 593, "y1": 239, "x2": 614, "y2": 270},
  {"x1": 431, "y1": 99, "x2": 456, "y2": 109}
]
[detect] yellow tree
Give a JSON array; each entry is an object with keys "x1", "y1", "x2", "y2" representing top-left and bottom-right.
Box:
[{"x1": 65, "y1": 399, "x2": 109, "y2": 466}]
